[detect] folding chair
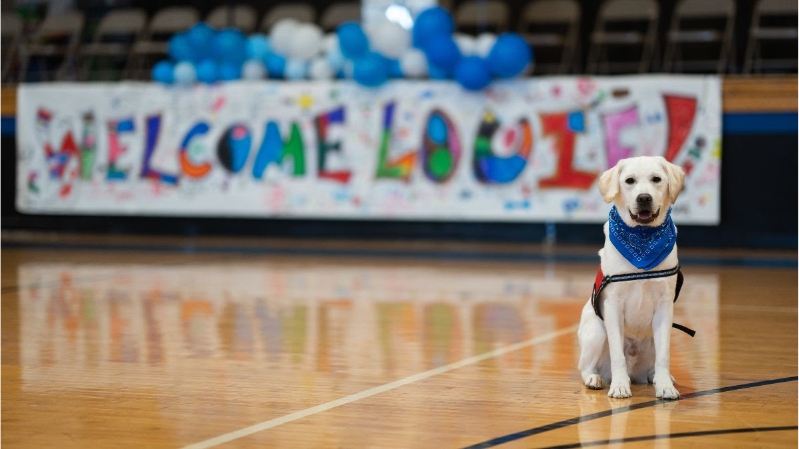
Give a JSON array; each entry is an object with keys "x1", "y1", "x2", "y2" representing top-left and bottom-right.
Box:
[
  {"x1": 260, "y1": 4, "x2": 317, "y2": 32},
  {"x1": 586, "y1": 0, "x2": 659, "y2": 74},
  {"x1": 519, "y1": 0, "x2": 581, "y2": 74},
  {"x1": 663, "y1": 0, "x2": 736, "y2": 73},
  {"x1": 126, "y1": 6, "x2": 199, "y2": 80},
  {"x1": 320, "y1": 2, "x2": 361, "y2": 32},
  {"x1": 79, "y1": 9, "x2": 147, "y2": 81},
  {"x1": 20, "y1": 11, "x2": 85, "y2": 81},
  {"x1": 2, "y1": 14, "x2": 24, "y2": 83},
  {"x1": 455, "y1": 0, "x2": 510, "y2": 34},
  {"x1": 743, "y1": 0, "x2": 798, "y2": 73},
  {"x1": 206, "y1": 5, "x2": 258, "y2": 34}
]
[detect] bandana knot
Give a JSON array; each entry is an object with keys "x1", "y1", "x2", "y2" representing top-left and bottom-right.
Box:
[{"x1": 608, "y1": 206, "x2": 676, "y2": 270}]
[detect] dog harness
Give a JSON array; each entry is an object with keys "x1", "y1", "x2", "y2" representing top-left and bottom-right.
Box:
[{"x1": 591, "y1": 265, "x2": 696, "y2": 337}]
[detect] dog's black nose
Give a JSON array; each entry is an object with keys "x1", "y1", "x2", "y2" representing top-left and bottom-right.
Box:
[{"x1": 636, "y1": 194, "x2": 652, "y2": 205}]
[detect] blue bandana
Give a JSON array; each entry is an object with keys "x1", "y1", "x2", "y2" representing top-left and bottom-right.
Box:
[{"x1": 608, "y1": 206, "x2": 676, "y2": 270}]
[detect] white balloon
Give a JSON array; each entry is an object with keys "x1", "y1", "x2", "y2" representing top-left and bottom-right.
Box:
[
  {"x1": 453, "y1": 33, "x2": 477, "y2": 56},
  {"x1": 241, "y1": 59, "x2": 266, "y2": 80},
  {"x1": 323, "y1": 33, "x2": 340, "y2": 54},
  {"x1": 289, "y1": 24, "x2": 324, "y2": 61},
  {"x1": 325, "y1": 46, "x2": 346, "y2": 72},
  {"x1": 173, "y1": 61, "x2": 196, "y2": 86},
  {"x1": 309, "y1": 58, "x2": 334, "y2": 80},
  {"x1": 270, "y1": 19, "x2": 299, "y2": 56},
  {"x1": 369, "y1": 20, "x2": 410, "y2": 59},
  {"x1": 400, "y1": 49, "x2": 427, "y2": 78},
  {"x1": 475, "y1": 33, "x2": 497, "y2": 58}
]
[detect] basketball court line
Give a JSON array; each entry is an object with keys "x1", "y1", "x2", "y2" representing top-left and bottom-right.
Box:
[
  {"x1": 540, "y1": 425, "x2": 798, "y2": 448},
  {"x1": 181, "y1": 324, "x2": 579, "y2": 449},
  {"x1": 463, "y1": 376, "x2": 799, "y2": 448}
]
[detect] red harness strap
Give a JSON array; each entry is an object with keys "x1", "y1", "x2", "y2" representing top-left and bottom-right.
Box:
[{"x1": 591, "y1": 265, "x2": 695, "y2": 337}]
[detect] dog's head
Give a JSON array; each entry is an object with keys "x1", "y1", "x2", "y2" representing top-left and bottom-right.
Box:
[{"x1": 598, "y1": 156, "x2": 685, "y2": 227}]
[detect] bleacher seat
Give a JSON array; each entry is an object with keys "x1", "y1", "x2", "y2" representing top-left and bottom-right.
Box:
[{"x1": 519, "y1": 0, "x2": 581, "y2": 74}]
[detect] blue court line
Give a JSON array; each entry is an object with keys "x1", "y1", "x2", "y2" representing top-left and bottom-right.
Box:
[
  {"x1": 539, "y1": 426, "x2": 797, "y2": 449},
  {"x1": 461, "y1": 376, "x2": 798, "y2": 449},
  {"x1": 1, "y1": 240, "x2": 796, "y2": 268}
]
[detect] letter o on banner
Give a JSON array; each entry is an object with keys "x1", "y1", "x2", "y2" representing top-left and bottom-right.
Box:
[{"x1": 422, "y1": 109, "x2": 461, "y2": 183}]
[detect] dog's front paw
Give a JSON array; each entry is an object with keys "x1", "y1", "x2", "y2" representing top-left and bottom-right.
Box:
[
  {"x1": 584, "y1": 374, "x2": 604, "y2": 390},
  {"x1": 607, "y1": 382, "x2": 632, "y2": 399},
  {"x1": 655, "y1": 383, "x2": 680, "y2": 400}
]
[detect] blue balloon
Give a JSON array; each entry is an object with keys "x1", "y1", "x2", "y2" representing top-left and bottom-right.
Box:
[
  {"x1": 387, "y1": 58, "x2": 403, "y2": 78},
  {"x1": 187, "y1": 22, "x2": 216, "y2": 55},
  {"x1": 213, "y1": 29, "x2": 248, "y2": 64},
  {"x1": 487, "y1": 33, "x2": 532, "y2": 78},
  {"x1": 218, "y1": 61, "x2": 241, "y2": 81},
  {"x1": 247, "y1": 34, "x2": 271, "y2": 60},
  {"x1": 152, "y1": 60, "x2": 174, "y2": 84},
  {"x1": 427, "y1": 63, "x2": 450, "y2": 80},
  {"x1": 284, "y1": 59, "x2": 308, "y2": 80},
  {"x1": 168, "y1": 33, "x2": 194, "y2": 62},
  {"x1": 424, "y1": 35, "x2": 461, "y2": 71},
  {"x1": 173, "y1": 60, "x2": 197, "y2": 85},
  {"x1": 196, "y1": 59, "x2": 218, "y2": 84},
  {"x1": 264, "y1": 52, "x2": 286, "y2": 78},
  {"x1": 412, "y1": 7, "x2": 454, "y2": 48},
  {"x1": 353, "y1": 52, "x2": 388, "y2": 88},
  {"x1": 454, "y1": 56, "x2": 492, "y2": 91},
  {"x1": 336, "y1": 22, "x2": 369, "y2": 59}
]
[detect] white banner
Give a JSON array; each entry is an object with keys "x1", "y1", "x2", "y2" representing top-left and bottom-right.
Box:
[{"x1": 16, "y1": 76, "x2": 721, "y2": 223}]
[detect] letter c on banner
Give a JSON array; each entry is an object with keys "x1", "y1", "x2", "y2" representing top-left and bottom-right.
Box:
[
  {"x1": 180, "y1": 122, "x2": 212, "y2": 178},
  {"x1": 422, "y1": 109, "x2": 461, "y2": 183}
]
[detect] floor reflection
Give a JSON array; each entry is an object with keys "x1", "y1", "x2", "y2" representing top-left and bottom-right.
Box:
[{"x1": 18, "y1": 261, "x2": 719, "y2": 401}]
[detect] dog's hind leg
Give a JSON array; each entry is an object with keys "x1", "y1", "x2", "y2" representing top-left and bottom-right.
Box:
[{"x1": 578, "y1": 302, "x2": 607, "y2": 389}]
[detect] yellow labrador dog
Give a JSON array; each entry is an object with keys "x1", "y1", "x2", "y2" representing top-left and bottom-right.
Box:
[{"x1": 578, "y1": 156, "x2": 686, "y2": 399}]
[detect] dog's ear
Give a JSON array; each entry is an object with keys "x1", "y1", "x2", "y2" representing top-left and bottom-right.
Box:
[
  {"x1": 660, "y1": 157, "x2": 685, "y2": 205},
  {"x1": 598, "y1": 162, "x2": 622, "y2": 203}
]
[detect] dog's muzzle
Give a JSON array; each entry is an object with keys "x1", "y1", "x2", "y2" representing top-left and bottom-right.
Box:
[{"x1": 630, "y1": 194, "x2": 659, "y2": 224}]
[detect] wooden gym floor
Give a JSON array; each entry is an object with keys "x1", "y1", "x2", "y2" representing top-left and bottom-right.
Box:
[{"x1": 1, "y1": 234, "x2": 797, "y2": 448}]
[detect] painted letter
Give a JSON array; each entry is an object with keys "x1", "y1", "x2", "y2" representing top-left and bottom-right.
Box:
[
  {"x1": 106, "y1": 118, "x2": 134, "y2": 181},
  {"x1": 180, "y1": 122, "x2": 212, "y2": 178},
  {"x1": 601, "y1": 106, "x2": 639, "y2": 168},
  {"x1": 141, "y1": 115, "x2": 179, "y2": 185},
  {"x1": 473, "y1": 111, "x2": 532, "y2": 184},
  {"x1": 538, "y1": 111, "x2": 597, "y2": 190},
  {"x1": 375, "y1": 102, "x2": 416, "y2": 181},
  {"x1": 662, "y1": 95, "x2": 697, "y2": 162},
  {"x1": 422, "y1": 109, "x2": 461, "y2": 183},
  {"x1": 315, "y1": 107, "x2": 351, "y2": 183}
]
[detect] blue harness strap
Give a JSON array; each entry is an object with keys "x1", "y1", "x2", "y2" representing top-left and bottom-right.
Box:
[{"x1": 591, "y1": 265, "x2": 696, "y2": 337}]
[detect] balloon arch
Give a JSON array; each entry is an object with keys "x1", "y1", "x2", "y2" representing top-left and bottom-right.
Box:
[{"x1": 151, "y1": 6, "x2": 534, "y2": 91}]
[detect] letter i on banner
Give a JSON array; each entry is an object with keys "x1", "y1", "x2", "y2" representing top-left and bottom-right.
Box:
[{"x1": 538, "y1": 111, "x2": 596, "y2": 189}]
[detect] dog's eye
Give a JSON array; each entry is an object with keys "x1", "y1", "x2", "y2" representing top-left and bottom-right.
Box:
[
  {"x1": 625, "y1": 178, "x2": 635, "y2": 185},
  {"x1": 652, "y1": 176, "x2": 661, "y2": 183}
]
